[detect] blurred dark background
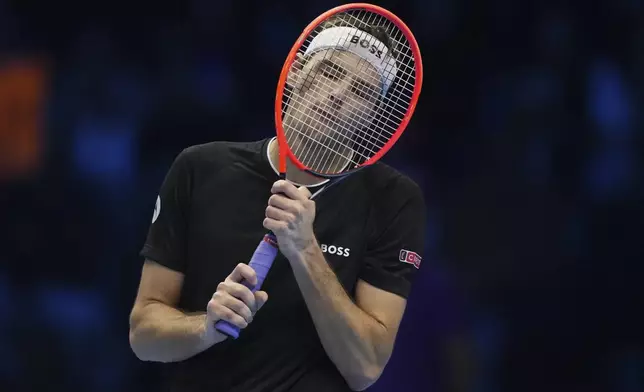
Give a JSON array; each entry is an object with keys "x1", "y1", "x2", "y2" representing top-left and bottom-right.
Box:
[{"x1": 1, "y1": 0, "x2": 643, "y2": 391}]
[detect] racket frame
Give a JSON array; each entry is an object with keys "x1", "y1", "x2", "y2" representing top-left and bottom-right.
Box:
[{"x1": 274, "y1": 2, "x2": 424, "y2": 179}]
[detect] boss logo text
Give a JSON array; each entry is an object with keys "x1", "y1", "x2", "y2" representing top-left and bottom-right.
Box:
[
  {"x1": 321, "y1": 244, "x2": 351, "y2": 257},
  {"x1": 350, "y1": 35, "x2": 383, "y2": 59}
]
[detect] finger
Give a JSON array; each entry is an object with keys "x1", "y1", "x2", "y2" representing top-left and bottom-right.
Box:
[
  {"x1": 263, "y1": 217, "x2": 286, "y2": 233},
  {"x1": 254, "y1": 291, "x2": 269, "y2": 313},
  {"x1": 267, "y1": 193, "x2": 298, "y2": 211},
  {"x1": 219, "y1": 281, "x2": 256, "y2": 311},
  {"x1": 297, "y1": 185, "x2": 312, "y2": 199},
  {"x1": 227, "y1": 263, "x2": 258, "y2": 286},
  {"x1": 208, "y1": 300, "x2": 248, "y2": 328},
  {"x1": 210, "y1": 292, "x2": 253, "y2": 324},
  {"x1": 265, "y1": 205, "x2": 294, "y2": 222},
  {"x1": 272, "y1": 180, "x2": 309, "y2": 201},
  {"x1": 219, "y1": 293, "x2": 253, "y2": 323}
]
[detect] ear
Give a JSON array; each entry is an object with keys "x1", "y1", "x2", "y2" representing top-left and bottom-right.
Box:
[{"x1": 286, "y1": 53, "x2": 306, "y2": 89}]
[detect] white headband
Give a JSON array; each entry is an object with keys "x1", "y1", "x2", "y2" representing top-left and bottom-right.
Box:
[{"x1": 303, "y1": 26, "x2": 398, "y2": 96}]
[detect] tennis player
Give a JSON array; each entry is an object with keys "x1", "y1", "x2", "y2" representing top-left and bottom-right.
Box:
[{"x1": 129, "y1": 14, "x2": 426, "y2": 392}]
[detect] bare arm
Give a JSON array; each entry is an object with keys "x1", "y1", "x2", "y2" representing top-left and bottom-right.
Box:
[
  {"x1": 263, "y1": 180, "x2": 416, "y2": 391},
  {"x1": 129, "y1": 260, "x2": 268, "y2": 363},
  {"x1": 289, "y1": 245, "x2": 406, "y2": 391},
  {"x1": 128, "y1": 260, "x2": 224, "y2": 362}
]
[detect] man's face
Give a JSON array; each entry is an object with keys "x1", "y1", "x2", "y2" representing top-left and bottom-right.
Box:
[{"x1": 284, "y1": 48, "x2": 383, "y2": 172}]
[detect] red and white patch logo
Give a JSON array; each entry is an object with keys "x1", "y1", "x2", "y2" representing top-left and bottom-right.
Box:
[{"x1": 399, "y1": 249, "x2": 422, "y2": 269}]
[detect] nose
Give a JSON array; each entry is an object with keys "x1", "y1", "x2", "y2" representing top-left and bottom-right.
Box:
[
  {"x1": 329, "y1": 93, "x2": 342, "y2": 110},
  {"x1": 328, "y1": 81, "x2": 349, "y2": 110}
]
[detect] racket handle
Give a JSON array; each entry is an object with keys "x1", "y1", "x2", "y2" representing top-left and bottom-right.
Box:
[{"x1": 214, "y1": 233, "x2": 279, "y2": 339}]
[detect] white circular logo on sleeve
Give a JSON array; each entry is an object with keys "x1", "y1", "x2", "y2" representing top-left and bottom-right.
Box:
[{"x1": 152, "y1": 196, "x2": 161, "y2": 223}]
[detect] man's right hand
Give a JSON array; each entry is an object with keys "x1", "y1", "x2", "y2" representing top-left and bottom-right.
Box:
[{"x1": 203, "y1": 263, "x2": 269, "y2": 341}]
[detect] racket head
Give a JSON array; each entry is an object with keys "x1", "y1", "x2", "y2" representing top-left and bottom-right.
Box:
[{"x1": 274, "y1": 3, "x2": 423, "y2": 179}]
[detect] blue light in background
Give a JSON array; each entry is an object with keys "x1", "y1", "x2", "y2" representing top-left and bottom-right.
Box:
[
  {"x1": 196, "y1": 58, "x2": 238, "y2": 110},
  {"x1": 585, "y1": 146, "x2": 635, "y2": 201},
  {"x1": 588, "y1": 59, "x2": 633, "y2": 139},
  {"x1": 72, "y1": 120, "x2": 136, "y2": 189},
  {"x1": 585, "y1": 58, "x2": 635, "y2": 201}
]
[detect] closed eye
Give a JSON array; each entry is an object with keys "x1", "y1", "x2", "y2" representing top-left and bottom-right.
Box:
[
  {"x1": 322, "y1": 68, "x2": 339, "y2": 80},
  {"x1": 319, "y1": 59, "x2": 346, "y2": 81}
]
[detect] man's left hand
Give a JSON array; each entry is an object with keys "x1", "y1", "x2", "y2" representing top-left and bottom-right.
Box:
[{"x1": 263, "y1": 180, "x2": 317, "y2": 261}]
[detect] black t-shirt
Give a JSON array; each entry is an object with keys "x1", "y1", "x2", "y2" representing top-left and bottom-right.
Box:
[{"x1": 140, "y1": 137, "x2": 426, "y2": 392}]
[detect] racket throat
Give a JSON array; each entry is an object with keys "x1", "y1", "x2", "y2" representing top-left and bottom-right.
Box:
[{"x1": 283, "y1": 161, "x2": 329, "y2": 188}]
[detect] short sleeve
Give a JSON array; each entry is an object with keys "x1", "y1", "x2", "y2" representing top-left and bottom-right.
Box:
[
  {"x1": 139, "y1": 149, "x2": 193, "y2": 273},
  {"x1": 359, "y1": 180, "x2": 426, "y2": 299}
]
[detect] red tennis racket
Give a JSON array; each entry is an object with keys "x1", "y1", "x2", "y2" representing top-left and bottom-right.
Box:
[{"x1": 215, "y1": 2, "x2": 423, "y2": 339}]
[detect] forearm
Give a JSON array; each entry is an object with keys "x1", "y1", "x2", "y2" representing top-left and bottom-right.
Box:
[
  {"x1": 129, "y1": 301, "x2": 223, "y2": 363},
  {"x1": 289, "y1": 243, "x2": 389, "y2": 390}
]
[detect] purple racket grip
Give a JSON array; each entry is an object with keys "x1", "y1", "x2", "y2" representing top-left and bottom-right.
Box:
[{"x1": 214, "y1": 233, "x2": 279, "y2": 339}]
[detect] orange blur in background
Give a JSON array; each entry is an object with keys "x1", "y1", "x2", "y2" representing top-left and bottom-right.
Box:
[{"x1": 0, "y1": 58, "x2": 48, "y2": 181}]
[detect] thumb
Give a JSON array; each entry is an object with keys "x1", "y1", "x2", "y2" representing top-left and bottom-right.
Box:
[
  {"x1": 297, "y1": 185, "x2": 312, "y2": 199},
  {"x1": 254, "y1": 291, "x2": 269, "y2": 313}
]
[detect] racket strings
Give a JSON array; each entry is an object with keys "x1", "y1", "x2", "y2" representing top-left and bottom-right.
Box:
[
  {"x1": 286, "y1": 76, "x2": 388, "y2": 157},
  {"x1": 282, "y1": 8, "x2": 418, "y2": 175},
  {"x1": 284, "y1": 55, "x2": 399, "y2": 160},
  {"x1": 298, "y1": 53, "x2": 401, "y2": 137},
  {"x1": 284, "y1": 99, "x2": 375, "y2": 172},
  {"x1": 303, "y1": 23, "x2": 416, "y2": 113},
  {"x1": 284, "y1": 55, "x2": 382, "y2": 172},
  {"x1": 286, "y1": 123, "x2": 361, "y2": 174},
  {"x1": 287, "y1": 123, "x2": 362, "y2": 164},
  {"x1": 312, "y1": 9, "x2": 418, "y2": 92}
]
